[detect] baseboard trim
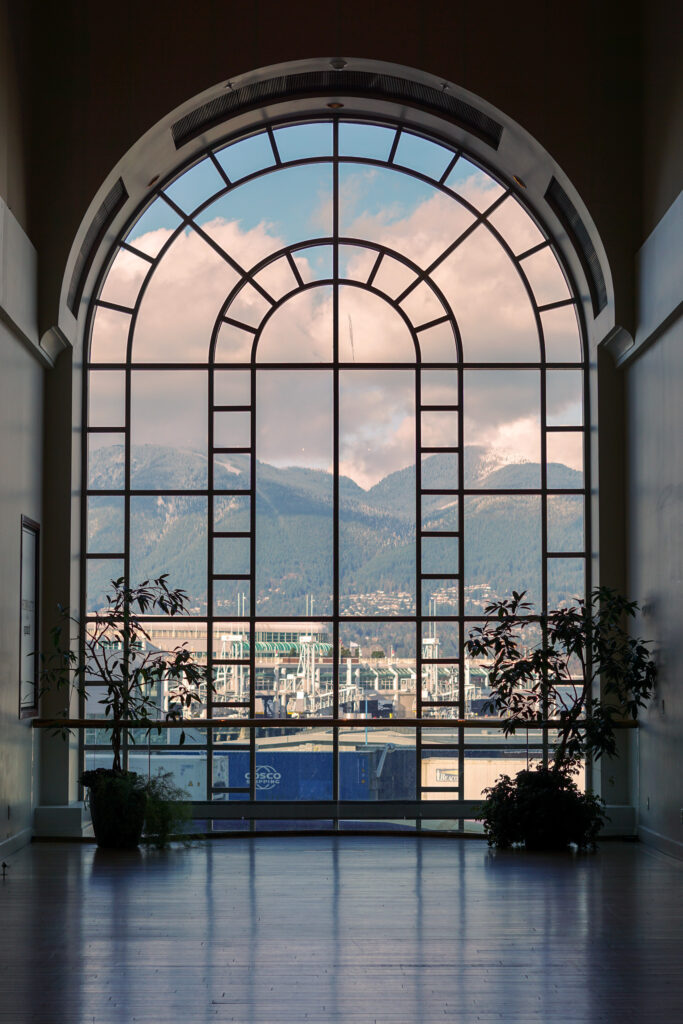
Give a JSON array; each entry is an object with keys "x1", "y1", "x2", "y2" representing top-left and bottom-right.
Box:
[
  {"x1": 0, "y1": 828, "x2": 33, "y2": 858},
  {"x1": 638, "y1": 825, "x2": 683, "y2": 861}
]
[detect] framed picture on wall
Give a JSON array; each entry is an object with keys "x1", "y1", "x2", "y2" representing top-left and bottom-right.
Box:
[{"x1": 19, "y1": 515, "x2": 40, "y2": 719}]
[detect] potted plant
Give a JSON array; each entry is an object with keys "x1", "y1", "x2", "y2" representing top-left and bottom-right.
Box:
[
  {"x1": 464, "y1": 587, "x2": 657, "y2": 850},
  {"x1": 40, "y1": 575, "x2": 210, "y2": 848}
]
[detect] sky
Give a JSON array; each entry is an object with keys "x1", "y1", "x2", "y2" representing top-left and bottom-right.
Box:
[{"x1": 90, "y1": 123, "x2": 584, "y2": 488}]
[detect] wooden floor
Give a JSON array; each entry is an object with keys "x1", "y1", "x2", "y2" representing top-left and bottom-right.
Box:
[{"x1": 0, "y1": 838, "x2": 681, "y2": 1023}]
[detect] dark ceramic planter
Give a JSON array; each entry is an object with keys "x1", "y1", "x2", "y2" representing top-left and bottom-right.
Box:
[{"x1": 84, "y1": 771, "x2": 147, "y2": 849}]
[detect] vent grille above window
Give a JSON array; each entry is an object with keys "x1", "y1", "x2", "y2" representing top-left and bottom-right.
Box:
[
  {"x1": 171, "y1": 70, "x2": 503, "y2": 151},
  {"x1": 545, "y1": 176, "x2": 607, "y2": 316},
  {"x1": 67, "y1": 177, "x2": 128, "y2": 317}
]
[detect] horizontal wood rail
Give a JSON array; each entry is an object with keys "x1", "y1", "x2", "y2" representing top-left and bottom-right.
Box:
[{"x1": 32, "y1": 717, "x2": 639, "y2": 730}]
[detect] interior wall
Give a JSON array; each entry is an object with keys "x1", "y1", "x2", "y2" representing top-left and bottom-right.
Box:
[
  {"x1": 0, "y1": 0, "x2": 44, "y2": 852},
  {"x1": 627, "y1": 0, "x2": 683, "y2": 856}
]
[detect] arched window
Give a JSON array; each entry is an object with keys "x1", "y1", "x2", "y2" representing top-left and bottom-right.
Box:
[{"x1": 84, "y1": 117, "x2": 587, "y2": 823}]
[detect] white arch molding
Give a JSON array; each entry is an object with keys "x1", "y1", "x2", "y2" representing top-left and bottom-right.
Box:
[{"x1": 42, "y1": 58, "x2": 631, "y2": 820}]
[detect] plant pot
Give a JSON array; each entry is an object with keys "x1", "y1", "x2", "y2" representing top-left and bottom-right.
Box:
[{"x1": 82, "y1": 769, "x2": 147, "y2": 849}]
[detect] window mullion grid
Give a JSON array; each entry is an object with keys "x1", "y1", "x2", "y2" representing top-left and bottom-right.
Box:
[
  {"x1": 332, "y1": 117, "x2": 340, "y2": 813},
  {"x1": 249, "y1": 361, "x2": 257, "y2": 813},
  {"x1": 457, "y1": 364, "x2": 465, "y2": 815},
  {"x1": 206, "y1": 366, "x2": 215, "y2": 804},
  {"x1": 540, "y1": 356, "x2": 549, "y2": 769},
  {"x1": 122, "y1": 345, "x2": 132, "y2": 771},
  {"x1": 79, "y1": 312, "x2": 92, "y2": 784},
  {"x1": 415, "y1": 365, "x2": 423, "y2": 827}
]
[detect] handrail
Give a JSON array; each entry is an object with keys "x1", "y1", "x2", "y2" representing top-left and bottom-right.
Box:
[{"x1": 31, "y1": 716, "x2": 639, "y2": 729}]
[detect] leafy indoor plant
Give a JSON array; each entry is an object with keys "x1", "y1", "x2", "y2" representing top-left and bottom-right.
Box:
[
  {"x1": 40, "y1": 575, "x2": 210, "y2": 848},
  {"x1": 465, "y1": 587, "x2": 657, "y2": 850}
]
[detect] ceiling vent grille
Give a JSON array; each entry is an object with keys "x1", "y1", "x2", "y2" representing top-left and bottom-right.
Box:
[
  {"x1": 67, "y1": 177, "x2": 128, "y2": 317},
  {"x1": 545, "y1": 176, "x2": 607, "y2": 316},
  {"x1": 171, "y1": 70, "x2": 503, "y2": 151}
]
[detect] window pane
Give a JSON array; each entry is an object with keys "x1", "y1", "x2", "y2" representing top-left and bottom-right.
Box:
[
  {"x1": 463, "y1": 370, "x2": 540, "y2": 485},
  {"x1": 214, "y1": 453, "x2": 250, "y2": 491},
  {"x1": 214, "y1": 410, "x2": 251, "y2": 448},
  {"x1": 547, "y1": 432, "x2": 583, "y2": 485},
  {"x1": 416, "y1": 320, "x2": 458, "y2": 362},
  {"x1": 464, "y1": 495, "x2": 542, "y2": 610},
  {"x1": 546, "y1": 370, "x2": 583, "y2": 426},
  {"x1": 547, "y1": 494, "x2": 584, "y2": 552},
  {"x1": 214, "y1": 536, "x2": 250, "y2": 574},
  {"x1": 522, "y1": 246, "x2": 571, "y2": 307},
  {"x1": 255, "y1": 371, "x2": 333, "y2": 615},
  {"x1": 400, "y1": 280, "x2": 449, "y2": 328},
  {"x1": 257, "y1": 287, "x2": 333, "y2": 362},
  {"x1": 295, "y1": 245, "x2": 333, "y2": 282},
  {"x1": 252, "y1": 256, "x2": 298, "y2": 301},
  {"x1": 339, "y1": 727, "x2": 416, "y2": 800},
  {"x1": 197, "y1": 164, "x2": 333, "y2": 268},
  {"x1": 86, "y1": 559, "x2": 124, "y2": 613},
  {"x1": 339, "y1": 164, "x2": 474, "y2": 269},
  {"x1": 213, "y1": 580, "x2": 250, "y2": 617},
  {"x1": 340, "y1": 370, "x2": 415, "y2": 616},
  {"x1": 421, "y1": 410, "x2": 459, "y2": 448},
  {"x1": 133, "y1": 227, "x2": 239, "y2": 362},
  {"x1": 252, "y1": 625, "x2": 332, "y2": 718},
  {"x1": 130, "y1": 371, "x2": 207, "y2": 486},
  {"x1": 216, "y1": 132, "x2": 275, "y2": 180},
  {"x1": 256, "y1": 729, "x2": 333, "y2": 800},
  {"x1": 87, "y1": 495, "x2": 124, "y2": 554},
  {"x1": 338, "y1": 122, "x2": 396, "y2": 160},
  {"x1": 547, "y1": 557, "x2": 585, "y2": 608},
  {"x1": 214, "y1": 494, "x2": 250, "y2": 530},
  {"x1": 89, "y1": 371, "x2": 125, "y2": 428},
  {"x1": 89, "y1": 305, "x2": 130, "y2": 363},
  {"x1": 213, "y1": 370, "x2": 250, "y2": 406},
  {"x1": 421, "y1": 495, "x2": 459, "y2": 533},
  {"x1": 487, "y1": 196, "x2": 544, "y2": 255},
  {"x1": 432, "y1": 226, "x2": 539, "y2": 361},
  {"x1": 421, "y1": 579, "x2": 459, "y2": 616},
  {"x1": 164, "y1": 157, "x2": 225, "y2": 213},
  {"x1": 130, "y1": 495, "x2": 207, "y2": 611},
  {"x1": 421, "y1": 369, "x2": 459, "y2": 406},
  {"x1": 273, "y1": 122, "x2": 333, "y2": 161},
  {"x1": 541, "y1": 304, "x2": 582, "y2": 362},
  {"x1": 125, "y1": 195, "x2": 182, "y2": 257},
  {"x1": 338, "y1": 244, "x2": 377, "y2": 281},
  {"x1": 371, "y1": 255, "x2": 418, "y2": 300},
  {"x1": 340, "y1": 621, "x2": 416, "y2": 718},
  {"x1": 88, "y1": 434, "x2": 125, "y2": 490},
  {"x1": 338, "y1": 286, "x2": 415, "y2": 362},
  {"x1": 99, "y1": 247, "x2": 149, "y2": 309},
  {"x1": 394, "y1": 132, "x2": 455, "y2": 181},
  {"x1": 444, "y1": 158, "x2": 505, "y2": 211},
  {"x1": 215, "y1": 322, "x2": 254, "y2": 363}
]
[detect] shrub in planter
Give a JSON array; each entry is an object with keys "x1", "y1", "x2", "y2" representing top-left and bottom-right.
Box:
[
  {"x1": 40, "y1": 575, "x2": 210, "y2": 849},
  {"x1": 481, "y1": 765, "x2": 606, "y2": 850},
  {"x1": 81, "y1": 768, "x2": 147, "y2": 850},
  {"x1": 465, "y1": 587, "x2": 657, "y2": 850}
]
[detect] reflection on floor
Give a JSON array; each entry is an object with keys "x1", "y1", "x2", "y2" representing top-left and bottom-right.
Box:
[{"x1": 1, "y1": 838, "x2": 681, "y2": 1023}]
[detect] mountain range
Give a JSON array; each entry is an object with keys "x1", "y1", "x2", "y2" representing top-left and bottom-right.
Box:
[{"x1": 87, "y1": 443, "x2": 584, "y2": 617}]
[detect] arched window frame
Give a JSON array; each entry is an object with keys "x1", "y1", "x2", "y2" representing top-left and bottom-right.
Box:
[{"x1": 82, "y1": 113, "x2": 591, "y2": 822}]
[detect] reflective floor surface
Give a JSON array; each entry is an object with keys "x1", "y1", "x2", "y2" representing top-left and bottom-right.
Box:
[{"x1": 0, "y1": 837, "x2": 681, "y2": 1023}]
